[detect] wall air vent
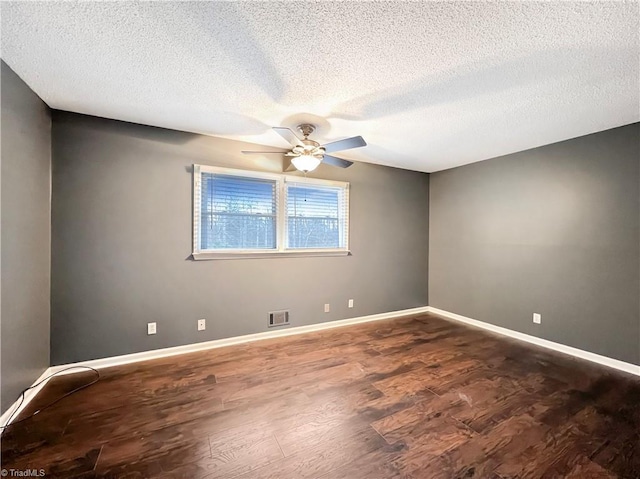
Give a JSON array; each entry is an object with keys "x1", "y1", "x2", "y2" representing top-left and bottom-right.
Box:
[{"x1": 269, "y1": 310, "x2": 290, "y2": 328}]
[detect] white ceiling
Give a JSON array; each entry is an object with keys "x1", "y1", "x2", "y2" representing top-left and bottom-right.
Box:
[{"x1": 1, "y1": 1, "x2": 638, "y2": 173}]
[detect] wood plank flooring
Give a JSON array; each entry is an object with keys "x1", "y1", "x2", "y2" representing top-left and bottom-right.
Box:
[{"x1": 1, "y1": 313, "x2": 639, "y2": 478}]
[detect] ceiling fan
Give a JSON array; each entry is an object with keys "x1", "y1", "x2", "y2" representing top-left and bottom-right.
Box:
[{"x1": 242, "y1": 124, "x2": 366, "y2": 173}]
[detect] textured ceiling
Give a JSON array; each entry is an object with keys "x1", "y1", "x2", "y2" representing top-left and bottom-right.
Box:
[{"x1": 1, "y1": 1, "x2": 638, "y2": 172}]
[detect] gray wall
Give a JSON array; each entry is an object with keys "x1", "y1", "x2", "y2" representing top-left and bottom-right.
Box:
[
  {"x1": 1, "y1": 61, "x2": 51, "y2": 413},
  {"x1": 429, "y1": 123, "x2": 640, "y2": 365},
  {"x1": 51, "y1": 112, "x2": 429, "y2": 365}
]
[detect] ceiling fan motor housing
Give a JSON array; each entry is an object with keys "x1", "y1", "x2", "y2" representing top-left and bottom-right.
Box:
[{"x1": 291, "y1": 126, "x2": 324, "y2": 158}]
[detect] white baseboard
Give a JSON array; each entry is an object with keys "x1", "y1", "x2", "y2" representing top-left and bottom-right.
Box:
[
  {"x1": 426, "y1": 306, "x2": 640, "y2": 377},
  {"x1": 5, "y1": 304, "x2": 634, "y2": 430},
  {"x1": 0, "y1": 367, "x2": 53, "y2": 430},
  {"x1": 48, "y1": 306, "x2": 430, "y2": 375},
  {"x1": 1, "y1": 306, "x2": 430, "y2": 428}
]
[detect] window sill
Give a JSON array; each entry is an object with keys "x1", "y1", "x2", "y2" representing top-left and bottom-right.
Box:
[{"x1": 192, "y1": 250, "x2": 351, "y2": 261}]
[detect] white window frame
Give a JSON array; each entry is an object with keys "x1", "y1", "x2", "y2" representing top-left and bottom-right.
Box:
[{"x1": 193, "y1": 165, "x2": 350, "y2": 260}]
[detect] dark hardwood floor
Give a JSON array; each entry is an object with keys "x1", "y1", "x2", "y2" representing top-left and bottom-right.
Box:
[{"x1": 2, "y1": 313, "x2": 639, "y2": 478}]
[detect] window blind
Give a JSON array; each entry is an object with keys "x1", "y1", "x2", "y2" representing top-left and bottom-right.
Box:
[
  {"x1": 285, "y1": 182, "x2": 349, "y2": 249},
  {"x1": 200, "y1": 173, "x2": 278, "y2": 250}
]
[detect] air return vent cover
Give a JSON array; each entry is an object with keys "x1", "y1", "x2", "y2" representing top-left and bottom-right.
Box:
[{"x1": 269, "y1": 310, "x2": 290, "y2": 327}]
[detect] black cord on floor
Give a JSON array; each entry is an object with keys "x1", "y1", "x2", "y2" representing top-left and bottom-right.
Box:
[{"x1": 0, "y1": 366, "x2": 100, "y2": 434}]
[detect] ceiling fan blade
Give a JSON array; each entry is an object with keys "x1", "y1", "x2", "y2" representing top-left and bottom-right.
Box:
[
  {"x1": 241, "y1": 150, "x2": 288, "y2": 155},
  {"x1": 322, "y1": 154, "x2": 354, "y2": 168},
  {"x1": 322, "y1": 136, "x2": 366, "y2": 153},
  {"x1": 273, "y1": 127, "x2": 303, "y2": 147},
  {"x1": 283, "y1": 158, "x2": 297, "y2": 172}
]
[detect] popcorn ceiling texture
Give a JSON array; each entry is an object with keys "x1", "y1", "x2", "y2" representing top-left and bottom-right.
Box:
[{"x1": 1, "y1": 1, "x2": 638, "y2": 172}]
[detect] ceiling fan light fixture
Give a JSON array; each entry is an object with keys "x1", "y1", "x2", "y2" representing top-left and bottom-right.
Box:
[{"x1": 291, "y1": 154, "x2": 321, "y2": 173}]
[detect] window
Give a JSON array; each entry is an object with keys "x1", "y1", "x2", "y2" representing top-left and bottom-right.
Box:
[
  {"x1": 193, "y1": 165, "x2": 349, "y2": 259},
  {"x1": 286, "y1": 182, "x2": 347, "y2": 250},
  {"x1": 199, "y1": 173, "x2": 277, "y2": 251}
]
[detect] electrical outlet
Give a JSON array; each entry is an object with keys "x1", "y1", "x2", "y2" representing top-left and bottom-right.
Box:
[
  {"x1": 348, "y1": 299, "x2": 354, "y2": 308},
  {"x1": 147, "y1": 322, "x2": 157, "y2": 335},
  {"x1": 324, "y1": 303, "x2": 330, "y2": 313},
  {"x1": 533, "y1": 313, "x2": 541, "y2": 324},
  {"x1": 197, "y1": 319, "x2": 206, "y2": 331}
]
